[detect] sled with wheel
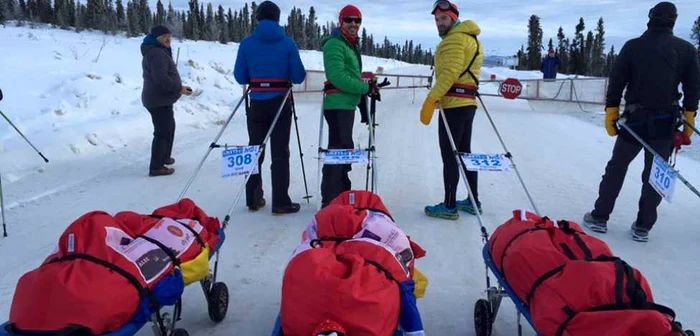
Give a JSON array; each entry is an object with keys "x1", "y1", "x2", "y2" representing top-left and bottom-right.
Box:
[
  {"x1": 1, "y1": 198, "x2": 230, "y2": 336},
  {"x1": 472, "y1": 210, "x2": 695, "y2": 336}
]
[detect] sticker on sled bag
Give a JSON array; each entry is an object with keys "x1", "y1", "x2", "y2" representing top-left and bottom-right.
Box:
[{"x1": 105, "y1": 218, "x2": 201, "y2": 284}]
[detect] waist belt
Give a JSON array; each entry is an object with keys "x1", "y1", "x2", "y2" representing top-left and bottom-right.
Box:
[
  {"x1": 249, "y1": 79, "x2": 291, "y2": 92},
  {"x1": 323, "y1": 81, "x2": 342, "y2": 94},
  {"x1": 445, "y1": 83, "x2": 478, "y2": 99}
]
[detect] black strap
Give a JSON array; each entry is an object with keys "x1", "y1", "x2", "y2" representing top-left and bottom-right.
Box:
[
  {"x1": 48, "y1": 253, "x2": 151, "y2": 301},
  {"x1": 458, "y1": 33, "x2": 480, "y2": 87},
  {"x1": 149, "y1": 215, "x2": 206, "y2": 249},
  {"x1": 559, "y1": 243, "x2": 577, "y2": 260},
  {"x1": 572, "y1": 234, "x2": 593, "y2": 261},
  {"x1": 526, "y1": 265, "x2": 565, "y2": 305},
  {"x1": 558, "y1": 221, "x2": 593, "y2": 261},
  {"x1": 5, "y1": 323, "x2": 93, "y2": 336},
  {"x1": 554, "y1": 306, "x2": 577, "y2": 336},
  {"x1": 309, "y1": 236, "x2": 351, "y2": 248},
  {"x1": 498, "y1": 227, "x2": 546, "y2": 278},
  {"x1": 248, "y1": 80, "x2": 291, "y2": 89},
  {"x1": 446, "y1": 84, "x2": 478, "y2": 98},
  {"x1": 137, "y1": 235, "x2": 181, "y2": 267}
]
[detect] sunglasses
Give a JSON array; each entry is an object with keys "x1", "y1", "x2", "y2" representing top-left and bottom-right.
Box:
[
  {"x1": 343, "y1": 17, "x2": 362, "y2": 24},
  {"x1": 431, "y1": 0, "x2": 458, "y2": 15}
]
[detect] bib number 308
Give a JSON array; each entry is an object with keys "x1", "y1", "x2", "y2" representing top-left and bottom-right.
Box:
[{"x1": 222, "y1": 145, "x2": 260, "y2": 178}]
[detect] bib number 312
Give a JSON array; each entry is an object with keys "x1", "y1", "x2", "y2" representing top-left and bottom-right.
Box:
[{"x1": 461, "y1": 154, "x2": 511, "y2": 172}]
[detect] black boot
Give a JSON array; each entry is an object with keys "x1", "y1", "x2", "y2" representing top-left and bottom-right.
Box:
[
  {"x1": 272, "y1": 202, "x2": 300, "y2": 214},
  {"x1": 248, "y1": 198, "x2": 266, "y2": 212}
]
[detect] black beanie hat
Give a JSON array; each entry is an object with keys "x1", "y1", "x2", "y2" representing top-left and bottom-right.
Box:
[
  {"x1": 648, "y1": 1, "x2": 677, "y2": 29},
  {"x1": 151, "y1": 25, "x2": 171, "y2": 38},
  {"x1": 256, "y1": 1, "x2": 280, "y2": 22}
]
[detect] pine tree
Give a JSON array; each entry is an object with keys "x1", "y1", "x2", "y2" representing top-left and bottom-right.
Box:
[
  {"x1": 138, "y1": 0, "x2": 150, "y2": 34},
  {"x1": 691, "y1": 16, "x2": 700, "y2": 49},
  {"x1": 526, "y1": 15, "x2": 543, "y2": 70},
  {"x1": 584, "y1": 30, "x2": 593, "y2": 75},
  {"x1": 592, "y1": 17, "x2": 606, "y2": 76},
  {"x1": 154, "y1": 0, "x2": 164, "y2": 25},
  {"x1": 115, "y1": 0, "x2": 123, "y2": 28},
  {"x1": 204, "y1": 2, "x2": 214, "y2": 40},
  {"x1": 569, "y1": 17, "x2": 585, "y2": 75},
  {"x1": 605, "y1": 45, "x2": 617, "y2": 75},
  {"x1": 547, "y1": 38, "x2": 553, "y2": 51},
  {"x1": 306, "y1": 6, "x2": 318, "y2": 50},
  {"x1": 217, "y1": 4, "x2": 227, "y2": 43},
  {"x1": 249, "y1": 1, "x2": 256, "y2": 32},
  {"x1": 241, "y1": 2, "x2": 249, "y2": 36}
]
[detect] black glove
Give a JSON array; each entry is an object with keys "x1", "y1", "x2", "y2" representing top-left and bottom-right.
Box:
[{"x1": 358, "y1": 95, "x2": 369, "y2": 124}]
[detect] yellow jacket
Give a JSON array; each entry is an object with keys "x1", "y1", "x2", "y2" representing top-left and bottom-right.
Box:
[{"x1": 428, "y1": 20, "x2": 484, "y2": 109}]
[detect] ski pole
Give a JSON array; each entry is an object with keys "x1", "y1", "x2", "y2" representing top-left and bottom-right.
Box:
[
  {"x1": 290, "y1": 93, "x2": 312, "y2": 203},
  {"x1": 1, "y1": 172, "x2": 6, "y2": 237},
  {"x1": 0, "y1": 111, "x2": 49, "y2": 163},
  {"x1": 222, "y1": 88, "x2": 293, "y2": 228},
  {"x1": 177, "y1": 88, "x2": 250, "y2": 201},
  {"x1": 476, "y1": 94, "x2": 540, "y2": 215},
  {"x1": 438, "y1": 104, "x2": 490, "y2": 242},
  {"x1": 618, "y1": 117, "x2": 700, "y2": 199}
]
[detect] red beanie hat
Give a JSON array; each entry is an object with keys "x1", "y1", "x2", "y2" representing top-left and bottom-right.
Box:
[{"x1": 339, "y1": 5, "x2": 362, "y2": 25}]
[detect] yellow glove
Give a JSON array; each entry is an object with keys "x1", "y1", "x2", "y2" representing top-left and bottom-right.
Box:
[
  {"x1": 682, "y1": 110, "x2": 696, "y2": 138},
  {"x1": 605, "y1": 107, "x2": 620, "y2": 136},
  {"x1": 420, "y1": 97, "x2": 439, "y2": 125}
]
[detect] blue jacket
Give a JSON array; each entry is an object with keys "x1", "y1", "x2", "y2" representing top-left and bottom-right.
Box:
[
  {"x1": 540, "y1": 56, "x2": 560, "y2": 79},
  {"x1": 234, "y1": 20, "x2": 306, "y2": 100}
]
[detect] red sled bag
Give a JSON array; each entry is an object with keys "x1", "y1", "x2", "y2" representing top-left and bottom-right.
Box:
[
  {"x1": 282, "y1": 191, "x2": 426, "y2": 336},
  {"x1": 7, "y1": 199, "x2": 221, "y2": 335},
  {"x1": 487, "y1": 209, "x2": 691, "y2": 336}
]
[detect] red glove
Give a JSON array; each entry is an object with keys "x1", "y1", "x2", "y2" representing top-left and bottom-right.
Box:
[{"x1": 674, "y1": 131, "x2": 691, "y2": 149}]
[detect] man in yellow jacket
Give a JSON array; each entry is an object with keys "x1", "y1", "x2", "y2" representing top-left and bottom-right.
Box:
[{"x1": 420, "y1": 0, "x2": 484, "y2": 220}]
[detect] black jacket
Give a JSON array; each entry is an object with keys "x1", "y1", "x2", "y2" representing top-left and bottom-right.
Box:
[
  {"x1": 141, "y1": 35, "x2": 182, "y2": 109},
  {"x1": 606, "y1": 27, "x2": 700, "y2": 112}
]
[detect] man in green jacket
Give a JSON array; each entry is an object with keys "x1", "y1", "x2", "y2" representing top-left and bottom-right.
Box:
[{"x1": 320, "y1": 4, "x2": 375, "y2": 206}]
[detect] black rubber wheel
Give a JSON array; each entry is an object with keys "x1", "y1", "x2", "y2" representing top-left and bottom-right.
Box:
[
  {"x1": 171, "y1": 329, "x2": 189, "y2": 336},
  {"x1": 686, "y1": 331, "x2": 694, "y2": 336},
  {"x1": 208, "y1": 282, "x2": 229, "y2": 323},
  {"x1": 474, "y1": 299, "x2": 493, "y2": 336}
]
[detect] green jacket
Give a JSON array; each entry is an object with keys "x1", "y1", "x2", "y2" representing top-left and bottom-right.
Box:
[{"x1": 321, "y1": 29, "x2": 369, "y2": 111}]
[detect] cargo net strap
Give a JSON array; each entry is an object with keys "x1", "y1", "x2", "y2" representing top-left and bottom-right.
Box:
[
  {"x1": 7, "y1": 253, "x2": 161, "y2": 336},
  {"x1": 552, "y1": 256, "x2": 678, "y2": 336}
]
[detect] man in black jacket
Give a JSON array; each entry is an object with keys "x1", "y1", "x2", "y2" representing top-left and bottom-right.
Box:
[
  {"x1": 583, "y1": 1, "x2": 700, "y2": 242},
  {"x1": 141, "y1": 25, "x2": 192, "y2": 177}
]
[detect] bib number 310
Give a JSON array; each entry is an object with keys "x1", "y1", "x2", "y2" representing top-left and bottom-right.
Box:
[{"x1": 650, "y1": 155, "x2": 676, "y2": 202}]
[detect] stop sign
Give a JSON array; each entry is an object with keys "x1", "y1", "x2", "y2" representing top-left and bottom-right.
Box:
[{"x1": 499, "y1": 78, "x2": 522, "y2": 99}]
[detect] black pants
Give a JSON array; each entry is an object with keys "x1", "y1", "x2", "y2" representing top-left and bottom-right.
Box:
[
  {"x1": 591, "y1": 135, "x2": 673, "y2": 231},
  {"x1": 439, "y1": 105, "x2": 478, "y2": 209},
  {"x1": 321, "y1": 109, "x2": 355, "y2": 205},
  {"x1": 147, "y1": 106, "x2": 175, "y2": 170},
  {"x1": 246, "y1": 95, "x2": 293, "y2": 208}
]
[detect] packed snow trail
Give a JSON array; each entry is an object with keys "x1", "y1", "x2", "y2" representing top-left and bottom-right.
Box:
[{"x1": 1, "y1": 84, "x2": 700, "y2": 335}]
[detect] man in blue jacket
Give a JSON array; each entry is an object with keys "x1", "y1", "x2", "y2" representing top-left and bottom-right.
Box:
[
  {"x1": 234, "y1": 1, "x2": 306, "y2": 214},
  {"x1": 540, "y1": 48, "x2": 560, "y2": 80}
]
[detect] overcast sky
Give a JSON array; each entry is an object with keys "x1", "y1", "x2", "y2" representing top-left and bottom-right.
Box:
[{"x1": 169, "y1": 0, "x2": 700, "y2": 56}]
